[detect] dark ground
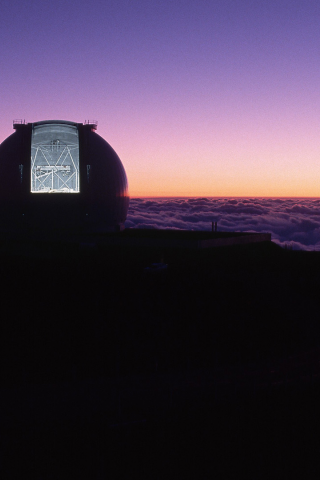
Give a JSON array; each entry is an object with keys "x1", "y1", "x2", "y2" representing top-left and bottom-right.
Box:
[{"x1": 1, "y1": 232, "x2": 320, "y2": 478}]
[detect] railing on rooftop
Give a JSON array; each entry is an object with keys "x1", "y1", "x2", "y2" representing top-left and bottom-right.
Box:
[
  {"x1": 13, "y1": 119, "x2": 26, "y2": 128},
  {"x1": 84, "y1": 120, "x2": 98, "y2": 130}
]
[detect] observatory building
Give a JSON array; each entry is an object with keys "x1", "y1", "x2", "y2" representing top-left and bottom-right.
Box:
[{"x1": 0, "y1": 120, "x2": 129, "y2": 233}]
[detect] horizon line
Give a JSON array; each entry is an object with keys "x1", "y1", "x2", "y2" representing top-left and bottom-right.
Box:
[{"x1": 130, "y1": 195, "x2": 320, "y2": 199}]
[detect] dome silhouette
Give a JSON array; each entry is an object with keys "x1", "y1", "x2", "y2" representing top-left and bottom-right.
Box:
[{"x1": 0, "y1": 120, "x2": 129, "y2": 233}]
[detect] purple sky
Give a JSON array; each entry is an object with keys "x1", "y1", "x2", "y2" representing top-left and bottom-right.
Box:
[{"x1": 1, "y1": 1, "x2": 320, "y2": 196}]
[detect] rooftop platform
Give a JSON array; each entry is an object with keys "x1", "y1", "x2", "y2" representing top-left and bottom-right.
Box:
[
  {"x1": 0, "y1": 228, "x2": 271, "y2": 258},
  {"x1": 108, "y1": 229, "x2": 271, "y2": 249}
]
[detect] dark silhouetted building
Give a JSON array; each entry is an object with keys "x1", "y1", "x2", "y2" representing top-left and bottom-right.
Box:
[{"x1": 0, "y1": 120, "x2": 129, "y2": 233}]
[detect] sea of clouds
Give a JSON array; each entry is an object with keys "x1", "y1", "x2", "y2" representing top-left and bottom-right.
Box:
[{"x1": 125, "y1": 197, "x2": 320, "y2": 251}]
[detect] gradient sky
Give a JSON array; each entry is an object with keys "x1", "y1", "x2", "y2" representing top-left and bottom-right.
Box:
[{"x1": 1, "y1": 0, "x2": 320, "y2": 197}]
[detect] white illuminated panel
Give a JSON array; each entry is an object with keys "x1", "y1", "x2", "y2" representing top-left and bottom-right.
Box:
[{"x1": 31, "y1": 122, "x2": 80, "y2": 193}]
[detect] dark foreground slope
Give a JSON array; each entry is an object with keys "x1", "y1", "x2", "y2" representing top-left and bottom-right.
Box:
[{"x1": 1, "y1": 234, "x2": 320, "y2": 478}]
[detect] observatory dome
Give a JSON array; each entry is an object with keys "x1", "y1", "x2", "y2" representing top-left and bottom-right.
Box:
[{"x1": 0, "y1": 120, "x2": 129, "y2": 233}]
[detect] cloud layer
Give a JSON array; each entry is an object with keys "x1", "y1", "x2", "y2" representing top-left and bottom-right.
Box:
[{"x1": 125, "y1": 197, "x2": 320, "y2": 250}]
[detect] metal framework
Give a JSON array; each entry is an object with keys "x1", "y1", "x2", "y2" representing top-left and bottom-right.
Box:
[{"x1": 31, "y1": 123, "x2": 80, "y2": 193}]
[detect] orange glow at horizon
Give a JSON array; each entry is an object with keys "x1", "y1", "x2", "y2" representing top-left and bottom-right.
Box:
[{"x1": 123, "y1": 148, "x2": 320, "y2": 198}]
